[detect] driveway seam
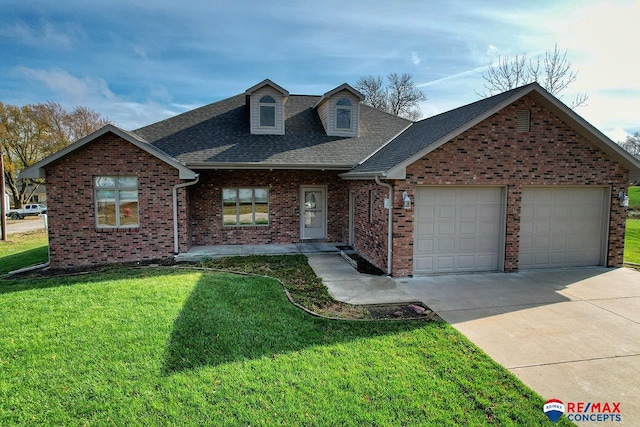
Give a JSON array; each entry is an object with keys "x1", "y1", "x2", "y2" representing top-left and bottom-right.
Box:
[
  {"x1": 581, "y1": 298, "x2": 640, "y2": 325},
  {"x1": 508, "y1": 353, "x2": 640, "y2": 370}
]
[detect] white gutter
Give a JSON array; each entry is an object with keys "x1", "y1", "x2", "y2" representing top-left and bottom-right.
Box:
[
  {"x1": 375, "y1": 176, "x2": 393, "y2": 275},
  {"x1": 172, "y1": 175, "x2": 200, "y2": 254}
]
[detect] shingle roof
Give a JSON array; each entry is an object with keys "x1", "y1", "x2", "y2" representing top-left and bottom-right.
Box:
[
  {"x1": 348, "y1": 84, "x2": 535, "y2": 175},
  {"x1": 133, "y1": 94, "x2": 410, "y2": 169}
]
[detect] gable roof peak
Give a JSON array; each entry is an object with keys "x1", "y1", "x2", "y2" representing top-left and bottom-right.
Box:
[
  {"x1": 244, "y1": 79, "x2": 289, "y2": 96},
  {"x1": 313, "y1": 83, "x2": 364, "y2": 109}
]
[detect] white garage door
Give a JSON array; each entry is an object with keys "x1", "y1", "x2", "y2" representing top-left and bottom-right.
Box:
[
  {"x1": 519, "y1": 187, "x2": 607, "y2": 269},
  {"x1": 414, "y1": 187, "x2": 504, "y2": 274}
]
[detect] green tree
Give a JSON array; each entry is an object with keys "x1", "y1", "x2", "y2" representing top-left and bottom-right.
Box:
[{"x1": 0, "y1": 101, "x2": 111, "y2": 207}]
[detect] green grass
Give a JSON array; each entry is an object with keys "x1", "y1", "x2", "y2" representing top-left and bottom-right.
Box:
[
  {"x1": 629, "y1": 186, "x2": 640, "y2": 208},
  {"x1": 0, "y1": 268, "x2": 570, "y2": 426},
  {"x1": 199, "y1": 255, "x2": 345, "y2": 315},
  {"x1": 624, "y1": 219, "x2": 640, "y2": 263},
  {"x1": 0, "y1": 230, "x2": 48, "y2": 275}
]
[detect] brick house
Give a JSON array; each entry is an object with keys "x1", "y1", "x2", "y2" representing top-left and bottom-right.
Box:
[{"x1": 21, "y1": 79, "x2": 640, "y2": 276}]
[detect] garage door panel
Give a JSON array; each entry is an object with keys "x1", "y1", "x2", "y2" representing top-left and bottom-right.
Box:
[
  {"x1": 439, "y1": 222, "x2": 455, "y2": 235},
  {"x1": 460, "y1": 206, "x2": 477, "y2": 218},
  {"x1": 519, "y1": 188, "x2": 606, "y2": 269},
  {"x1": 460, "y1": 222, "x2": 477, "y2": 235},
  {"x1": 415, "y1": 238, "x2": 434, "y2": 252},
  {"x1": 438, "y1": 238, "x2": 454, "y2": 251},
  {"x1": 414, "y1": 187, "x2": 504, "y2": 274},
  {"x1": 438, "y1": 206, "x2": 456, "y2": 219}
]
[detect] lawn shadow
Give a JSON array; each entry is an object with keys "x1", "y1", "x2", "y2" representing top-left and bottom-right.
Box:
[
  {"x1": 0, "y1": 247, "x2": 49, "y2": 276},
  {"x1": 163, "y1": 271, "x2": 432, "y2": 374}
]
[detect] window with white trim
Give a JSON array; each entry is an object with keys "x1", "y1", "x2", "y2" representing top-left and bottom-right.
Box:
[
  {"x1": 336, "y1": 98, "x2": 352, "y2": 130},
  {"x1": 223, "y1": 188, "x2": 269, "y2": 226},
  {"x1": 259, "y1": 95, "x2": 276, "y2": 128},
  {"x1": 95, "y1": 176, "x2": 139, "y2": 228}
]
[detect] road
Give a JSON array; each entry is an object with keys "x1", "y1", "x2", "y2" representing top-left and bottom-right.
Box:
[{"x1": 3, "y1": 215, "x2": 48, "y2": 235}]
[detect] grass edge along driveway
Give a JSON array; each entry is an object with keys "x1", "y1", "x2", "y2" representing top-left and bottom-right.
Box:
[{"x1": 0, "y1": 267, "x2": 574, "y2": 426}]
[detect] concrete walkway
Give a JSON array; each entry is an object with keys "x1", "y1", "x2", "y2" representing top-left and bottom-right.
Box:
[
  {"x1": 306, "y1": 253, "x2": 417, "y2": 304},
  {"x1": 307, "y1": 254, "x2": 640, "y2": 425}
]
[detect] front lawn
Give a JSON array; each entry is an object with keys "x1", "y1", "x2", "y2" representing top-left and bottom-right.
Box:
[
  {"x1": 625, "y1": 219, "x2": 640, "y2": 263},
  {"x1": 0, "y1": 229, "x2": 48, "y2": 275},
  {"x1": 629, "y1": 186, "x2": 639, "y2": 208},
  {"x1": 0, "y1": 268, "x2": 569, "y2": 426}
]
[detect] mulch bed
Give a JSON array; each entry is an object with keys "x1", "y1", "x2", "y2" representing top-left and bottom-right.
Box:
[{"x1": 364, "y1": 301, "x2": 441, "y2": 321}]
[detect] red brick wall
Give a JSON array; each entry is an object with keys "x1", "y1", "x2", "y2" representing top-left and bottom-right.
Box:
[
  {"x1": 188, "y1": 170, "x2": 348, "y2": 244},
  {"x1": 347, "y1": 181, "x2": 390, "y2": 273},
  {"x1": 44, "y1": 133, "x2": 189, "y2": 268},
  {"x1": 389, "y1": 94, "x2": 628, "y2": 276}
]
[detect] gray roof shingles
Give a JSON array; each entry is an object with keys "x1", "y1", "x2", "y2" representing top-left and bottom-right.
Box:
[
  {"x1": 349, "y1": 84, "x2": 534, "y2": 174},
  {"x1": 133, "y1": 94, "x2": 410, "y2": 169}
]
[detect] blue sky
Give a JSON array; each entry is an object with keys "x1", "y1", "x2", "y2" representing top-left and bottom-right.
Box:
[{"x1": 1, "y1": 0, "x2": 638, "y2": 141}]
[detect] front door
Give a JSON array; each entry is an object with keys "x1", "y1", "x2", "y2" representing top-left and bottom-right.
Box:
[{"x1": 301, "y1": 186, "x2": 326, "y2": 240}]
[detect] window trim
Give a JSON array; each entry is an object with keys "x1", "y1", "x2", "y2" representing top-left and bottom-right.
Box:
[
  {"x1": 222, "y1": 187, "x2": 270, "y2": 227},
  {"x1": 258, "y1": 95, "x2": 277, "y2": 128},
  {"x1": 94, "y1": 176, "x2": 139, "y2": 229},
  {"x1": 335, "y1": 97, "x2": 353, "y2": 130}
]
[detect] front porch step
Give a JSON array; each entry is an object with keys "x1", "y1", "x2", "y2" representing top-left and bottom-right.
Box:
[{"x1": 174, "y1": 242, "x2": 346, "y2": 263}]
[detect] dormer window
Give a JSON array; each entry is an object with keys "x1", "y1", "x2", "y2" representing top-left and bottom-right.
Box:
[
  {"x1": 259, "y1": 95, "x2": 276, "y2": 128},
  {"x1": 245, "y1": 79, "x2": 288, "y2": 135},
  {"x1": 313, "y1": 83, "x2": 363, "y2": 137},
  {"x1": 336, "y1": 98, "x2": 352, "y2": 130}
]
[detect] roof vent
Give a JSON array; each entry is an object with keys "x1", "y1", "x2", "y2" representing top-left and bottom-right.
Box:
[{"x1": 516, "y1": 110, "x2": 530, "y2": 132}]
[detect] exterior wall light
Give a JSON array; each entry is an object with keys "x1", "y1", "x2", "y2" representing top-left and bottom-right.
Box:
[
  {"x1": 618, "y1": 191, "x2": 629, "y2": 207},
  {"x1": 402, "y1": 191, "x2": 412, "y2": 210}
]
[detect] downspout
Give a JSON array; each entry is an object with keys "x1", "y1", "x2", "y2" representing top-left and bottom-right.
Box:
[
  {"x1": 375, "y1": 176, "x2": 393, "y2": 275},
  {"x1": 172, "y1": 175, "x2": 200, "y2": 254}
]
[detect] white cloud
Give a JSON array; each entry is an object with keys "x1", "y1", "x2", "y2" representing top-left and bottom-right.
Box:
[
  {"x1": 13, "y1": 66, "x2": 179, "y2": 129},
  {"x1": 16, "y1": 67, "x2": 117, "y2": 104},
  {"x1": 602, "y1": 127, "x2": 630, "y2": 143},
  {"x1": 0, "y1": 21, "x2": 82, "y2": 48},
  {"x1": 412, "y1": 52, "x2": 421, "y2": 66}
]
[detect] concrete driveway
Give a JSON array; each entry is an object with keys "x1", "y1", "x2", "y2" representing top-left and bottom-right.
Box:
[{"x1": 396, "y1": 267, "x2": 640, "y2": 425}]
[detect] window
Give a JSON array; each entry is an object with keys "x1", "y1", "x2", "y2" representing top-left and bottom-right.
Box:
[
  {"x1": 336, "y1": 98, "x2": 352, "y2": 129},
  {"x1": 95, "y1": 176, "x2": 139, "y2": 228},
  {"x1": 259, "y1": 95, "x2": 276, "y2": 128},
  {"x1": 223, "y1": 188, "x2": 269, "y2": 226}
]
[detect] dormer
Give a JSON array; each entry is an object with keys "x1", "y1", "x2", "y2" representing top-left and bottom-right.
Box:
[
  {"x1": 245, "y1": 79, "x2": 289, "y2": 135},
  {"x1": 313, "y1": 83, "x2": 364, "y2": 137}
]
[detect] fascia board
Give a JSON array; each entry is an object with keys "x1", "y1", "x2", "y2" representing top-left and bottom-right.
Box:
[
  {"x1": 18, "y1": 124, "x2": 197, "y2": 180},
  {"x1": 385, "y1": 85, "x2": 539, "y2": 179},
  {"x1": 186, "y1": 162, "x2": 354, "y2": 171},
  {"x1": 532, "y1": 90, "x2": 640, "y2": 171}
]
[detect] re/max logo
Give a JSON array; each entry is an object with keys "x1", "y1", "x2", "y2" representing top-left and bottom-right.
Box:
[{"x1": 566, "y1": 402, "x2": 621, "y2": 413}]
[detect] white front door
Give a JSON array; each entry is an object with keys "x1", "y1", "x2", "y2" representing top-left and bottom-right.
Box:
[{"x1": 301, "y1": 187, "x2": 326, "y2": 240}]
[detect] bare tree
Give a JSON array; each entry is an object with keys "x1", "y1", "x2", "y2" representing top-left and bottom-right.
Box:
[
  {"x1": 355, "y1": 75, "x2": 388, "y2": 111},
  {"x1": 0, "y1": 101, "x2": 111, "y2": 207},
  {"x1": 620, "y1": 132, "x2": 640, "y2": 156},
  {"x1": 355, "y1": 73, "x2": 427, "y2": 121},
  {"x1": 481, "y1": 44, "x2": 588, "y2": 109}
]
